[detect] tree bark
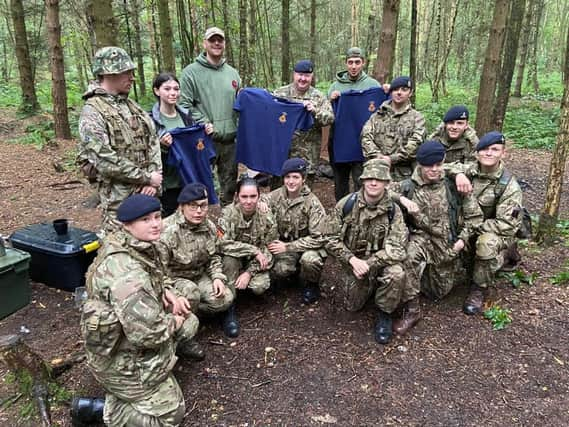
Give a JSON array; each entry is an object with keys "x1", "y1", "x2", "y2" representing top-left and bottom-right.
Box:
[
  {"x1": 373, "y1": 0, "x2": 400, "y2": 84},
  {"x1": 309, "y1": 0, "x2": 317, "y2": 63},
  {"x1": 475, "y1": 0, "x2": 509, "y2": 136},
  {"x1": 238, "y1": 0, "x2": 248, "y2": 84},
  {"x1": 157, "y1": 0, "x2": 175, "y2": 73},
  {"x1": 364, "y1": 0, "x2": 378, "y2": 75},
  {"x1": 536, "y1": 28, "x2": 569, "y2": 244},
  {"x1": 131, "y1": 0, "x2": 146, "y2": 95},
  {"x1": 492, "y1": 0, "x2": 526, "y2": 131},
  {"x1": 513, "y1": 0, "x2": 534, "y2": 97},
  {"x1": 86, "y1": 0, "x2": 117, "y2": 49},
  {"x1": 10, "y1": 0, "x2": 39, "y2": 113},
  {"x1": 527, "y1": 0, "x2": 544, "y2": 93},
  {"x1": 350, "y1": 0, "x2": 358, "y2": 46},
  {"x1": 221, "y1": 0, "x2": 234, "y2": 65},
  {"x1": 45, "y1": 0, "x2": 70, "y2": 139},
  {"x1": 149, "y1": 0, "x2": 161, "y2": 74},
  {"x1": 280, "y1": 0, "x2": 290, "y2": 84},
  {"x1": 410, "y1": 0, "x2": 418, "y2": 105},
  {"x1": 177, "y1": 0, "x2": 192, "y2": 66}
]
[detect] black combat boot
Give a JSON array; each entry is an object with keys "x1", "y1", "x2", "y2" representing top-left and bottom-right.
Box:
[
  {"x1": 463, "y1": 284, "x2": 486, "y2": 315},
  {"x1": 301, "y1": 280, "x2": 320, "y2": 305},
  {"x1": 70, "y1": 397, "x2": 104, "y2": 426},
  {"x1": 223, "y1": 303, "x2": 240, "y2": 338},
  {"x1": 374, "y1": 310, "x2": 393, "y2": 344},
  {"x1": 177, "y1": 339, "x2": 206, "y2": 361}
]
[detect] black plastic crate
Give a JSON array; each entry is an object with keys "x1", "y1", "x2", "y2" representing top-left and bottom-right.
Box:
[{"x1": 10, "y1": 223, "x2": 100, "y2": 291}]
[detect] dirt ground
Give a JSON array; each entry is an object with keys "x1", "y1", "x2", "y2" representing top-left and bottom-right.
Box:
[{"x1": 0, "y1": 109, "x2": 568, "y2": 426}]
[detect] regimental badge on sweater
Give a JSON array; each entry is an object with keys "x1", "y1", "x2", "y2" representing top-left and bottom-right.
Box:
[
  {"x1": 196, "y1": 138, "x2": 205, "y2": 150},
  {"x1": 279, "y1": 112, "x2": 287, "y2": 123},
  {"x1": 368, "y1": 101, "x2": 376, "y2": 112}
]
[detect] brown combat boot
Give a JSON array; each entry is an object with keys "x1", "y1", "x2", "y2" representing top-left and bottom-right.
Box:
[
  {"x1": 393, "y1": 298, "x2": 422, "y2": 335},
  {"x1": 463, "y1": 285, "x2": 486, "y2": 315}
]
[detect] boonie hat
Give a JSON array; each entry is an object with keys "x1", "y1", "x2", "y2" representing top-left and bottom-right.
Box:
[{"x1": 360, "y1": 159, "x2": 391, "y2": 181}]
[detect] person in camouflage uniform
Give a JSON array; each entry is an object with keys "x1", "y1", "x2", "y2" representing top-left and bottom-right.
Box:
[
  {"x1": 447, "y1": 131, "x2": 523, "y2": 315},
  {"x1": 78, "y1": 46, "x2": 162, "y2": 235},
  {"x1": 273, "y1": 60, "x2": 335, "y2": 186},
  {"x1": 264, "y1": 158, "x2": 327, "y2": 304},
  {"x1": 429, "y1": 105, "x2": 478, "y2": 164},
  {"x1": 218, "y1": 178, "x2": 278, "y2": 337},
  {"x1": 361, "y1": 76, "x2": 426, "y2": 181},
  {"x1": 78, "y1": 195, "x2": 200, "y2": 427},
  {"x1": 161, "y1": 183, "x2": 234, "y2": 317},
  {"x1": 325, "y1": 159, "x2": 408, "y2": 345},
  {"x1": 390, "y1": 141, "x2": 483, "y2": 336}
]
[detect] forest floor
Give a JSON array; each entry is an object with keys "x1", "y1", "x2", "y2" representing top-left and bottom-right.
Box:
[{"x1": 0, "y1": 108, "x2": 568, "y2": 426}]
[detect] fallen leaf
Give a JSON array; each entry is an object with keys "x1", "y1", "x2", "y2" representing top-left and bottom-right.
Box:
[
  {"x1": 311, "y1": 414, "x2": 337, "y2": 424},
  {"x1": 553, "y1": 356, "x2": 564, "y2": 366}
]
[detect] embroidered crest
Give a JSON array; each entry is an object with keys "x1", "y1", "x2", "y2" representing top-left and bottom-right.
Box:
[
  {"x1": 196, "y1": 138, "x2": 205, "y2": 150},
  {"x1": 459, "y1": 111, "x2": 467, "y2": 119},
  {"x1": 232, "y1": 80, "x2": 238, "y2": 89},
  {"x1": 279, "y1": 112, "x2": 287, "y2": 123},
  {"x1": 368, "y1": 101, "x2": 376, "y2": 112}
]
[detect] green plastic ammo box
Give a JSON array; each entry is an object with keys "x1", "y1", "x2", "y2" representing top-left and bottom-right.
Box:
[{"x1": 0, "y1": 247, "x2": 31, "y2": 319}]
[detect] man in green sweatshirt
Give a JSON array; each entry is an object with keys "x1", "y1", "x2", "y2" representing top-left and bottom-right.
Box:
[
  {"x1": 328, "y1": 47, "x2": 381, "y2": 201},
  {"x1": 180, "y1": 27, "x2": 241, "y2": 205}
]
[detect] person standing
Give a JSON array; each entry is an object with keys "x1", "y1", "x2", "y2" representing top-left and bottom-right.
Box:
[
  {"x1": 180, "y1": 27, "x2": 241, "y2": 205},
  {"x1": 78, "y1": 47, "x2": 162, "y2": 234},
  {"x1": 328, "y1": 47, "x2": 381, "y2": 201},
  {"x1": 361, "y1": 76, "x2": 426, "y2": 181},
  {"x1": 273, "y1": 60, "x2": 334, "y2": 186},
  {"x1": 150, "y1": 73, "x2": 214, "y2": 216}
]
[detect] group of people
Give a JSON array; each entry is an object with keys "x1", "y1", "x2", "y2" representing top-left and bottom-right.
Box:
[{"x1": 73, "y1": 26, "x2": 524, "y2": 427}]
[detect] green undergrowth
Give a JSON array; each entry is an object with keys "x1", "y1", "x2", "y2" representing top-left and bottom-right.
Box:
[{"x1": 484, "y1": 305, "x2": 513, "y2": 330}]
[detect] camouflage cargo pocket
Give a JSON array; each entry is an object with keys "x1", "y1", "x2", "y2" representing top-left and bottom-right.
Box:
[{"x1": 81, "y1": 299, "x2": 122, "y2": 357}]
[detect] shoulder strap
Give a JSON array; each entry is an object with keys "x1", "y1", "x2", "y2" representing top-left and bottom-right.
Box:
[
  {"x1": 341, "y1": 192, "x2": 358, "y2": 218},
  {"x1": 387, "y1": 202, "x2": 395, "y2": 223},
  {"x1": 400, "y1": 178, "x2": 416, "y2": 200},
  {"x1": 495, "y1": 169, "x2": 513, "y2": 201}
]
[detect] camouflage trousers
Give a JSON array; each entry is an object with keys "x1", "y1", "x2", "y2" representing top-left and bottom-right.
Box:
[
  {"x1": 103, "y1": 373, "x2": 185, "y2": 427},
  {"x1": 271, "y1": 249, "x2": 326, "y2": 283},
  {"x1": 340, "y1": 262, "x2": 405, "y2": 313},
  {"x1": 171, "y1": 274, "x2": 234, "y2": 315},
  {"x1": 405, "y1": 235, "x2": 463, "y2": 300},
  {"x1": 470, "y1": 232, "x2": 514, "y2": 289},
  {"x1": 213, "y1": 141, "x2": 238, "y2": 205},
  {"x1": 223, "y1": 255, "x2": 271, "y2": 296}
]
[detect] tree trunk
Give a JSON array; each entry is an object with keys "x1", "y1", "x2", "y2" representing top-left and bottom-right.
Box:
[
  {"x1": 10, "y1": 0, "x2": 39, "y2": 113},
  {"x1": 364, "y1": 0, "x2": 378, "y2": 75},
  {"x1": 527, "y1": 0, "x2": 544, "y2": 93},
  {"x1": 410, "y1": 0, "x2": 418, "y2": 105},
  {"x1": 309, "y1": 0, "x2": 316, "y2": 62},
  {"x1": 45, "y1": 0, "x2": 70, "y2": 139},
  {"x1": 248, "y1": 0, "x2": 257, "y2": 85},
  {"x1": 149, "y1": 0, "x2": 162, "y2": 73},
  {"x1": 157, "y1": 0, "x2": 175, "y2": 72},
  {"x1": 432, "y1": 0, "x2": 459, "y2": 102},
  {"x1": 238, "y1": 0, "x2": 248, "y2": 84},
  {"x1": 86, "y1": 0, "x2": 117, "y2": 48},
  {"x1": 492, "y1": 0, "x2": 526, "y2": 131},
  {"x1": 280, "y1": 0, "x2": 290, "y2": 84},
  {"x1": 475, "y1": 0, "x2": 509, "y2": 136},
  {"x1": 513, "y1": 0, "x2": 534, "y2": 97},
  {"x1": 131, "y1": 0, "x2": 146, "y2": 95},
  {"x1": 350, "y1": 0, "x2": 358, "y2": 46},
  {"x1": 373, "y1": 0, "x2": 400, "y2": 84},
  {"x1": 536, "y1": 28, "x2": 569, "y2": 244},
  {"x1": 221, "y1": 0, "x2": 234, "y2": 65},
  {"x1": 177, "y1": 0, "x2": 192, "y2": 66},
  {"x1": 72, "y1": 37, "x2": 86, "y2": 92}
]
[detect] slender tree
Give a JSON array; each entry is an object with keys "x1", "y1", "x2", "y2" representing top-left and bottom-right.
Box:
[
  {"x1": 238, "y1": 0, "x2": 248, "y2": 84},
  {"x1": 45, "y1": 0, "x2": 70, "y2": 138},
  {"x1": 10, "y1": 0, "x2": 39, "y2": 113},
  {"x1": 364, "y1": 0, "x2": 378, "y2": 75},
  {"x1": 86, "y1": 0, "x2": 117, "y2": 48},
  {"x1": 493, "y1": 0, "x2": 526, "y2": 130},
  {"x1": 280, "y1": 0, "x2": 290, "y2": 84},
  {"x1": 157, "y1": 0, "x2": 175, "y2": 72},
  {"x1": 373, "y1": 0, "x2": 400, "y2": 84},
  {"x1": 475, "y1": 0, "x2": 509, "y2": 136},
  {"x1": 177, "y1": 0, "x2": 192, "y2": 66},
  {"x1": 536, "y1": 27, "x2": 569, "y2": 243},
  {"x1": 309, "y1": 0, "x2": 316, "y2": 62},
  {"x1": 410, "y1": 0, "x2": 418, "y2": 105},
  {"x1": 513, "y1": 0, "x2": 534, "y2": 97},
  {"x1": 131, "y1": 0, "x2": 146, "y2": 95},
  {"x1": 527, "y1": 0, "x2": 545, "y2": 93}
]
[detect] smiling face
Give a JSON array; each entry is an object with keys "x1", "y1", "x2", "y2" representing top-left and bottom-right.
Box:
[
  {"x1": 203, "y1": 35, "x2": 225, "y2": 61},
  {"x1": 346, "y1": 57, "x2": 365, "y2": 79},
  {"x1": 362, "y1": 178, "x2": 388, "y2": 200},
  {"x1": 293, "y1": 71, "x2": 313, "y2": 93},
  {"x1": 237, "y1": 184, "x2": 259, "y2": 216},
  {"x1": 390, "y1": 86, "x2": 412, "y2": 109},
  {"x1": 123, "y1": 211, "x2": 162, "y2": 241},
  {"x1": 419, "y1": 161, "x2": 444, "y2": 184},
  {"x1": 284, "y1": 172, "x2": 305, "y2": 196},
  {"x1": 477, "y1": 144, "x2": 506, "y2": 170},
  {"x1": 154, "y1": 79, "x2": 180, "y2": 106},
  {"x1": 445, "y1": 119, "x2": 469, "y2": 141}
]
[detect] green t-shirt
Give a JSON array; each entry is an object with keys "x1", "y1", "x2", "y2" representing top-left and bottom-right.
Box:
[{"x1": 160, "y1": 111, "x2": 185, "y2": 189}]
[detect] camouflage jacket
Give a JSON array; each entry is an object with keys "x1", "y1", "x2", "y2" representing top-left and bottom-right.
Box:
[
  {"x1": 78, "y1": 82, "x2": 162, "y2": 212},
  {"x1": 81, "y1": 230, "x2": 177, "y2": 397},
  {"x1": 218, "y1": 203, "x2": 278, "y2": 274},
  {"x1": 160, "y1": 211, "x2": 227, "y2": 283},
  {"x1": 360, "y1": 100, "x2": 426, "y2": 180},
  {"x1": 265, "y1": 185, "x2": 327, "y2": 252},
  {"x1": 429, "y1": 123, "x2": 478, "y2": 164},
  {"x1": 391, "y1": 168, "x2": 483, "y2": 260},
  {"x1": 446, "y1": 161, "x2": 523, "y2": 238},
  {"x1": 325, "y1": 189, "x2": 408, "y2": 268}
]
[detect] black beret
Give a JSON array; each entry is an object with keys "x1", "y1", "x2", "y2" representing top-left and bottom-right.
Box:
[
  {"x1": 416, "y1": 140, "x2": 446, "y2": 166},
  {"x1": 389, "y1": 76, "x2": 412, "y2": 92},
  {"x1": 476, "y1": 131, "x2": 506, "y2": 151},
  {"x1": 443, "y1": 105, "x2": 469, "y2": 122},
  {"x1": 178, "y1": 182, "x2": 208, "y2": 204},
  {"x1": 117, "y1": 194, "x2": 161, "y2": 222},
  {"x1": 281, "y1": 157, "x2": 308, "y2": 176},
  {"x1": 294, "y1": 60, "x2": 314, "y2": 73}
]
